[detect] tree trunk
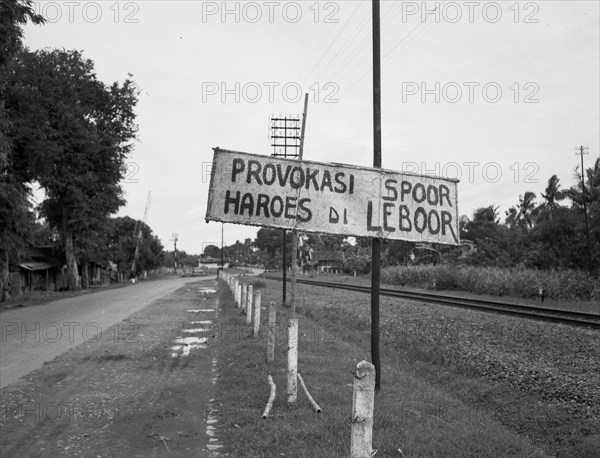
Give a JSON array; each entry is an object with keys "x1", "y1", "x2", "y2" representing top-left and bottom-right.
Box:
[
  {"x1": 63, "y1": 222, "x2": 81, "y2": 291},
  {"x1": 1, "y1": 250, "x2": 11, "y2": 302},
  {"x1": 81, "y1": 260, "x2": 90, "y2": 289}
]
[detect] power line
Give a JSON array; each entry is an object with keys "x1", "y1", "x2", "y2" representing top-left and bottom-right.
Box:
[
  {"x1": 309, "y1": 5, "x2": 442, "y2": 126},
  {"x1": 300, "y1": 1, "x2": 363, "y2": 85}
]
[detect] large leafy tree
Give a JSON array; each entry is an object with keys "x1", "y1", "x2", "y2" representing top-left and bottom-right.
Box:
[
  {"x1": 0, "y1": 0, "x2": 44, "y2": 65},
  {"x1": 527, "y1": 207, "x2": 585, "y2": 269},
  {"x1": 462, "y1": 205, "x2": 519, "y2": 266},
  {"x1": 254, "y1": 228, "x2": 285, "y2": 268},
  {"x1": 0, "y1": 0, "x2": 44, "y2": 300},
  {"x1": 4, "y1": 49, "x2": 138, "y2": 290},
  {"x1": 106, "y1": 217, "x2": 163, "y2": 278}
]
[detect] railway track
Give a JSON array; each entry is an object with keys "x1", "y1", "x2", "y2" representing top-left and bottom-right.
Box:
[{"x1": 262, "y1": 275, "x2": 600, "y2": 328}]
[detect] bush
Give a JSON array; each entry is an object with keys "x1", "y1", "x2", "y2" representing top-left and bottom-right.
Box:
[
  {"x1": 381, "y1": 264, "x2": 598, "y2": 301},
  {"x1": 250, "y1": 279, "x2": 267, "y2": 290},
  {"x1": 433, "y1": 268, "x2": 461, "y2": 290}
]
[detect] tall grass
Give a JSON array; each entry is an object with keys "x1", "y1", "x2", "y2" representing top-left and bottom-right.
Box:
[{"x1": 381, "y1": 265, "x2": 599, "y2": 301}]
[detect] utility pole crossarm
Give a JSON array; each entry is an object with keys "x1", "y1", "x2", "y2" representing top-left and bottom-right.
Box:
[{"x1": 270, "y1": 113, "x2": 303, "y2": 305}]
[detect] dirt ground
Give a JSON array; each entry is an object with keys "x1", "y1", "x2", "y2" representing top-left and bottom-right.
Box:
[{"x1": 0, "y1": 279, "x2": 223, "y2": 458}]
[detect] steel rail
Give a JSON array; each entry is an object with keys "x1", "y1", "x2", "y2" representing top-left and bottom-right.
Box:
[{"x1": 262, "y1": 275, "x2": 600, "y2": 328}]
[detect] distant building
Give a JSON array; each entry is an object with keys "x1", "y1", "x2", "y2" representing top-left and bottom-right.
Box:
[
  {"x1": 309, "y1": 250, "x2": 345, "y2": 273},
  {"x1": 17, "y1": 245, "x2": 65, "y2": 293},
  {"x1": 80, "y1": 261, "x2": 110, "y2": 287}
]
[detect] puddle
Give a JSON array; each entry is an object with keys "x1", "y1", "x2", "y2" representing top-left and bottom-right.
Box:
[
  {"x1": 169, "y1": 337, "x2": 209, "y2": 357},
  {"x1": 174, "y1": 337, "x2": 208, "y2": 345},
  {"x1": 199, "y1": 288, "x2": 217, "y2": 294},
  {"x1": 183, "y1": 328, "x2": 212, "y2": 333},
  {"x1": 190, "y1": 320, "x2": 213, "y2": 325}
]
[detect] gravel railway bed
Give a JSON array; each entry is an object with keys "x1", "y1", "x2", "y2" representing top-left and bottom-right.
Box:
[{"x1": 263, "y1": 275, "x2": 600, "y2": 328}]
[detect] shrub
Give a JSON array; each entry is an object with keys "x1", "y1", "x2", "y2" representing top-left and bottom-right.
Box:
[
  {"x1": 250, "y1": 279, "x2": 267, "y2": 290},
  {"x1": 381, "y1": 265, "x2": 598, "y2": 301}
]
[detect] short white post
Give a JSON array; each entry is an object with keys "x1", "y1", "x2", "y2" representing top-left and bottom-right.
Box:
[
  {"x1": 350, "y1": 360, "x2": 376, "y2": 458},
  {"x1": 246, "y1": 285, "x2": 253, "y2": 324},
  {"x1": 236, "y1": 283, "x2": 241, "y2": 307},
  {"x1": 253, "y1": 290, "x2": 262, "y2": 337},
  {"x1": 287, "y1": 319, "x2": 298, "y2": 403},
  {"x1": 242, "y1": 284, "x2": 248, "y2": 312},
  {"x1": 267, "y1": 301, "x2": 276, "y2": 363}
]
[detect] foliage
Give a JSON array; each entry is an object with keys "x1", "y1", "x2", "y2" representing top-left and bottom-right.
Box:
[
  {"x1": 162, "y1": 250, "x2": 200, "y2": 268},
  {"x1": 4, "y1": 48, "x2": 138, "y2": 289},
  {"x1": 0, "y1": 0, "x2": 44, "y2": 300},
  {"x1": 223, "y1": 238, "x2": 257, "y2": 264},
  {"x1": 458, "y1": 166, "x2": 600, "y2": 273},
  {"x1": 202, "y1": 244, "x2": 222, "y2": 259},
  {"x1": 381, "y1": 264, "x2": 599, "y2": 301},
  {"x1": 106, "y1": 216, "x2": 163, "y2": 277},
  {"x1": 0, "y1": 0, "x2": 44, "y2": 66}
]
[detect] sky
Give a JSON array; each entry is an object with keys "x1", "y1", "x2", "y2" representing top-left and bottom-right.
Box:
[{"x1": 23, "y1": 0, "x2": 600, "y2": 254}]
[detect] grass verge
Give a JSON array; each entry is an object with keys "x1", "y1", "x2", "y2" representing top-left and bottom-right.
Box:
[{"x1": 212, "y1": 276, "x2": 562, "y2": 457}]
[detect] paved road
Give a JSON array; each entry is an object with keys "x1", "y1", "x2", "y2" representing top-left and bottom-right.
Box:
[{"x1": 0, "y1": 276, "x2": 203, "y2": 388}]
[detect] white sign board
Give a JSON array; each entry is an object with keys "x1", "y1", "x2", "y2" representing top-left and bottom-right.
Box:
[{"x1": 206, "y1": 148, "x2": 460, "y2": 245}]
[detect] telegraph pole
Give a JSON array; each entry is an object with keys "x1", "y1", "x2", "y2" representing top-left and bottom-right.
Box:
[
  {"x1": 270, "y1": 114, "x2": 301, "y2": 305},
  {"x1": 171, "y1": 233, "x2": 179, "y2": 274},
  {"x1": 371, "y1": 0, "x2": 382, "y2": 391},
  {"x1": 131, "y1": 191, "x2": 151, "y2": 279},
  {"x1": 290, "y1": 94, "x2": 309, "y2": 318},
  {"x1": 576, "y1": 146, "x2": 592, "y2": 271},
  {"x1": 221, "y1": 223, "x2": 224, "y2": 271}
]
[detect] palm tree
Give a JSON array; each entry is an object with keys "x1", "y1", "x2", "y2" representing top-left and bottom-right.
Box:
[
  {"x1": 536, "y1": 175, "x2": 566, "y2": 221},
  {"x1": 517, "y1": 192, "x2": 537, "y2": 230},
  {"x1": 566, "y1": 156, "x2": 600, "y2": 272},
  {"x1": 566, "y1": 157, "x2": 600, "y2": 207},
  {"x1": 505, "y1": 206, "x2": 518, "y2": 227},
  {"x1": 473, "y1": 205, "x2": 500, "y2": 224}
]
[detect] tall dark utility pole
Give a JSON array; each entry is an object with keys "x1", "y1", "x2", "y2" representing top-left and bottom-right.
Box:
[
  {"x1": 221, "y1": 223, "x2": 224, "y2": 271},
  {"x1": 290, "y1": 94, "x2": 309, "y2": 318},
  {"x1": 171, "y1": 233, "x2": 178, "y2": 274},
  {"x1": 371, "y1": 0, "x2": 382, "y2": 390},
  {"x1": 270, "y1": 115, "x2": 301, "y2": 305},
  {"x1": 576, "y1": 145, "x2": 592, "y2": 271}
]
